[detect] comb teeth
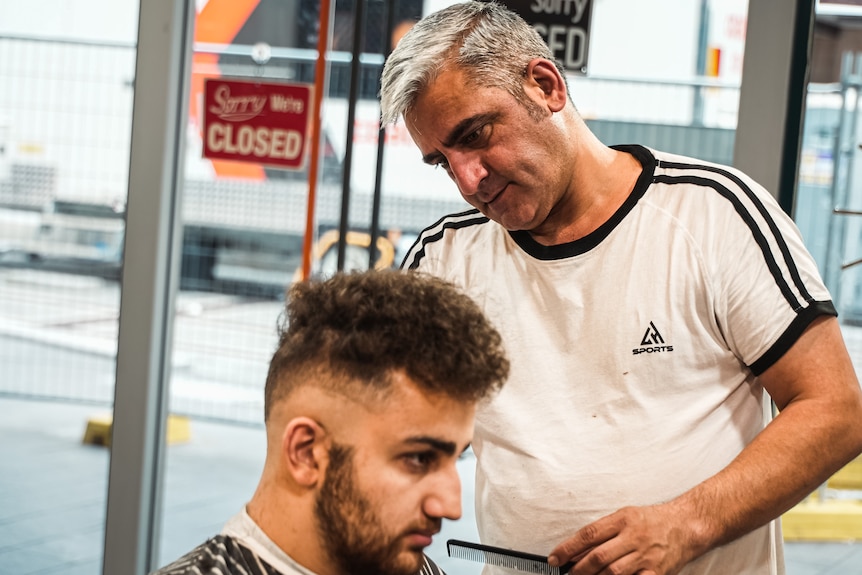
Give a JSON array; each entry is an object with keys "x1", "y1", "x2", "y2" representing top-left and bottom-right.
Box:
[{"x1": 446, "y1": 539, "x2": 572, "y2": 575}]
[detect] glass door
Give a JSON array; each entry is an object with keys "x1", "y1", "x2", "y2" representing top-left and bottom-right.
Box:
[{"x1": 0, "y1": 2, "x2": 139, "y2": 574}]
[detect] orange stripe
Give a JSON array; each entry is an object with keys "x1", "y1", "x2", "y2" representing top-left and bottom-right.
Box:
[
  {"x1": 209, "y1": 159, "x2": 270, "y2": 179},
  {"x1": 302, "y1": 0, "x2": 332, "y2": 280},
  {"x1": 706, "y1": 47, "x2": 721, "y2": 77},
  {"x1": 196, "y1": 0, "x2": 260, "y2": 44},
  {"x1": 191, "y1": 0, "x2": 266, "y2": 180}
]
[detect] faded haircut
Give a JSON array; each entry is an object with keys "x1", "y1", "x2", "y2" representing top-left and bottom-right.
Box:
[
  {"x1": 379, "y1": 1, "x2": 567, "y2": 125},
  {"x1": 264, "y1": 270, "x2": 509, "y2": 420}
]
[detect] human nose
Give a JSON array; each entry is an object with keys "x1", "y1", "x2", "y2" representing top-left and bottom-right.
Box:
[
  {"x1": 447, "y1": 151, "x2": 488, "y2": 198},
  {"x1": 423, "y1": 464, "x2": 462, "y2": 521}
]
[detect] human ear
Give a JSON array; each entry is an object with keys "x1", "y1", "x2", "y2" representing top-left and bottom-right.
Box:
[
  {"x1": 525, "y1": 58, "x2": 568, "y2": 113},
  {"x1": 282, "y1": 417, "x2": 329, "y2": 486}
]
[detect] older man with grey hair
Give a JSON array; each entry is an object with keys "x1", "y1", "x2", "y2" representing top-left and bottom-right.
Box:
[{"x1": 380, "y1": 2, "x2": 862, "y2": 575}]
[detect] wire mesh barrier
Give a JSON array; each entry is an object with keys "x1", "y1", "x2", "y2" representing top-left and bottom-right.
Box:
[
  {"x1": 0, "y1": 34, "x2": 746, "y2": 425},
  {"x1": 0, "y1": 36, "x2": 135, "y2": 210}
]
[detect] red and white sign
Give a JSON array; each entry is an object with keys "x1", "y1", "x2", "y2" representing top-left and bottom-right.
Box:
[{"x1": 203, "y1": 78, "x2": 312, "y2": 170}]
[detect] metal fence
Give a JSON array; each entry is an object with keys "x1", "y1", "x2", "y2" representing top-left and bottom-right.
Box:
[{"x1": 0, "y1": 34, "x2": 747, "y2": 424}]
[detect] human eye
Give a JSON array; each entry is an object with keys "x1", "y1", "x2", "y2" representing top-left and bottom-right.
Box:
[
  {"x1": 462, "y1": 129, "x2": 481, "y2": 145},
  {"x1": 460, "y1": 123, "x2": 489, "y2": 148},
  {"x1": 402, "y1": 450, "x2": 439, "y2": 473}
]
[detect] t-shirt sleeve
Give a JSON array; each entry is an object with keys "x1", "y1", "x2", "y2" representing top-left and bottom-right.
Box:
[{"x1": 710, "y1": 173, "x2": 835, "y2": 375}]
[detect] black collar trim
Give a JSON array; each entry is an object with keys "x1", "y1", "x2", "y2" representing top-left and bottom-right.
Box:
[{"x1": 508, "y1": 144, "x2": 656, "y2": 260}]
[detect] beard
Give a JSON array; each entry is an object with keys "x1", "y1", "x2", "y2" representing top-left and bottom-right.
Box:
[{"x1": 314, "y1": 442, "x2": 438, "y2": 575}]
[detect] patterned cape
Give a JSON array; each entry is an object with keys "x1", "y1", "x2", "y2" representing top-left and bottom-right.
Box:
[{"x1": 150, "y1": 534, "x2": 446, "y2": 575}]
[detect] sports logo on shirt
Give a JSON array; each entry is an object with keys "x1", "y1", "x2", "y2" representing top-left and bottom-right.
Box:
[{"x1": 632, "y1": 321, "x2": 674, "y2": 355}]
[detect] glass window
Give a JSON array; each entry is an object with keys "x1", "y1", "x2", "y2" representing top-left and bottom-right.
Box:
[
  {"x1": 14, "y1": 2, "x2": 856, "y2": 574},
  {"x1": 0, "y1": 2, "x2": 139, "y2": 574},
  {"x1": 156, "y1": 2, "x2": 755, "y2": 575},
  {"x1": 786, "y1": 3, "x2": 862, "y2": 563}
]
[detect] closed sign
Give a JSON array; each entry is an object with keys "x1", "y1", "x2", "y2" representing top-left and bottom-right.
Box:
[{"x1": 203, "y1": 79, "x2": 312, "y2": 169}]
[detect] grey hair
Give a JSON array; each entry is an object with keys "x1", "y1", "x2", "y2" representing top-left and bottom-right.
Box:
[{"x1": 379, "y1": 1, "x2": 566, "y2": 125}]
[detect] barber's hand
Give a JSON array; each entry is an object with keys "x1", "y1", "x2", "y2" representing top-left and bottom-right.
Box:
[{"x1": 548, "y1": 503, "x2": 697, "y2": 575}]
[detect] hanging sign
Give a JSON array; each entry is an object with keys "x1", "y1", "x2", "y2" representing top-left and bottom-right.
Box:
[
  {"x1": 203, "y1": 78, "x2": 312, "y2": 169},
  {"x1": 497, "y1": 0, "x2": 593, "y2": 74}
]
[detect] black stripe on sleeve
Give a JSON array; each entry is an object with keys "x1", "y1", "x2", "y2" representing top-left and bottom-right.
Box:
[
  {"x1": 658, "y1": 160, "x2": 814, "y2": 304},
  {"x1": 653, "y1": 173, "x2": 803, "y2": 311},
  {"x1": 749, "y1": 300, "x2": 837, "y2": 375},
  {"x1": 402, "y1": 209, "x2": 489, "y2": 271},
  {"x1": 655, "y1": 159, "x2": 838, "y2": 374}
]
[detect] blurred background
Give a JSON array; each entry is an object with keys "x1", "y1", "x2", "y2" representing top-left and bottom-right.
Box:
[{"x1": 3, "y1": 1, "x2": 862, "y2": 574}]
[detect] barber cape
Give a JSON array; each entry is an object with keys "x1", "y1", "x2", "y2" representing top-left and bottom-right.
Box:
[{"x1": 149, "y1": 509, "x2": 446, "y2": 575}]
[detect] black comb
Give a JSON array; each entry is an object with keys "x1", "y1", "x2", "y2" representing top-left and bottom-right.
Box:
[{"x1": 446, "y1": 539, "x2": 574, "y2": 574}]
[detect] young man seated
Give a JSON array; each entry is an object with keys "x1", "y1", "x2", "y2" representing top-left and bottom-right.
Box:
[{"x1": 150, "y1": 270, "x2": 510, "y2": 575}]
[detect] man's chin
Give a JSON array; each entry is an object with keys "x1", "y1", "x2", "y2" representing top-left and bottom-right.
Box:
[
  {"x1": 339, "y1": 550, "x2": 423, "y2": 575},
  {"x1": 400, "y1": 551, "x2": 427, "y2": 575},
  {"x1": 369, "y1": 551, "x2": 424, "y2": 575}
]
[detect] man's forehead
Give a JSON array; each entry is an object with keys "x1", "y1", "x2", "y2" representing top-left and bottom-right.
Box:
[
  {"x1": 404, "y1": 87, "x2": 466, "y2": 140},
  {"x1": 362, "y1": 378, "x2": 475, "y2": 439},
  {"x1": 409, "y1": 73, "x2": 513, "y2": 127}
]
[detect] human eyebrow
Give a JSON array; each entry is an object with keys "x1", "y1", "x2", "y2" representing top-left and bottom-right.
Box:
[
  {"x1": 403, "y1": 436, "x2": 458, "y2": 456},
  {"x1": 421, "y1": 113, "x2": 500, "y2": 166}
]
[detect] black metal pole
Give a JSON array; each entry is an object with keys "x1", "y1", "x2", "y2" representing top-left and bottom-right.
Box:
[
  {"x1": 369, "y1": 0, "x2": 396, "y2": 269},
  {"x1": 337, "y1": 0, "x2": 367, "y2": 270},
  {"x1": 778, "y1": 0, "x2": 815, "y2": 216}
]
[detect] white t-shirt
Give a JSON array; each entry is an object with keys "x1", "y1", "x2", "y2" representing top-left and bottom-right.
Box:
[
  {"x1": 403, "y1": 145, "x2": 834, "y2": 575},
  {"x1": 222, "y1": 510, "x2": 316, "y2": 575},
  {"x1": 148, "y1": 509, "x2": 310, "y2": 575}
]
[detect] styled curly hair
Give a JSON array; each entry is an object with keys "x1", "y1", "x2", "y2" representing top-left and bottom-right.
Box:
[{"x1": 264, "y1": 269, "x2": 509, "y2": 420}]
